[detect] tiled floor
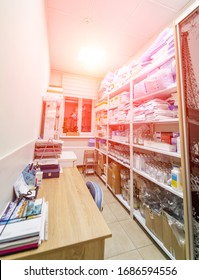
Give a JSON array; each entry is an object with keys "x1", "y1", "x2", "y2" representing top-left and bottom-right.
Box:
[{"x1": 80, "y1": 171, "x2": 169, "y2": 260}]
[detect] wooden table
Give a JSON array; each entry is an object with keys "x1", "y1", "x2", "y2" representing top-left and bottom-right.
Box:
[{"x1": 1, "y1": 167, "x2": 112, "y2": 260}]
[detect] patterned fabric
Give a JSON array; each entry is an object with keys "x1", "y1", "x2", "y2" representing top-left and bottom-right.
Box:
[{"x1": 181, "y1": 32, "x2": 199, "y2": 110}]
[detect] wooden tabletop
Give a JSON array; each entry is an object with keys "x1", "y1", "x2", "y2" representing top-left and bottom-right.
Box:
[{"x1": 1, "y1": 167, "x2": 111, "y2": 260}]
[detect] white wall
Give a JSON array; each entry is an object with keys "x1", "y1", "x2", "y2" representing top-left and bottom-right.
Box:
[
  {"x1": 50, "y1": 70, "x2": 63, "y2": 87},
  {"x1": 0, "y1": 0, "x2": 50, "y2": 212}
]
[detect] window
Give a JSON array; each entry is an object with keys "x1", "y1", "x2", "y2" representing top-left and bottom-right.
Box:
[
  {"x1": 63, "y1": 97, "x2": 78, "y2": 133},
  {"x1": 62, "y1": 97, "x2": 93, "y2": 135},
  {"x1": 81, "y1": 99, "x2": 92, "y2": 132}
]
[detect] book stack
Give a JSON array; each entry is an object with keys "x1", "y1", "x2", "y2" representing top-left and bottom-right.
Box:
[{"x1": 0, "y1": 197, "x2": 47, "y2": 256}]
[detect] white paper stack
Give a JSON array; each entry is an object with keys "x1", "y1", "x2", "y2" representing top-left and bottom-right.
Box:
[{"x1": 0, "y1": 198, "x2": 47, "y2": 256}]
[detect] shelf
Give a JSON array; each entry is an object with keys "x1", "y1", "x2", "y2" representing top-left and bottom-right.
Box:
[
  {"x1": 108, "y1": 154, "x2": 130, "y2": 169},
  {"x1": 100, "y1": 174, "x2": 107, "y2": 184},
  {"x1": 109, "y1": 102, "x2": 130, "y2": 110},
  {"x1": 60, "y1": 135, "x2": 94, "y2": 139},
  {"x1": 95, "y1": 136, "x2": 107, "y2": 140},
  {"x1": 133, "y1": 168, "x2": 183, "y2": 198},
  {"x1": 116, "y1": 194, "x2": 131, "y2": 211},
  {"x1": 108, "y1": 122, "x2": 130, "y2": 126},
  {"x1": 96, "y1": 123, "x2": 108, "y2": 126},
  {"x1": 107, "y1": 185, "x2": 131, "y2": 212},
  {"x1": 95, "y1": 96, "x2": 107, "y2": 104},
  {"x1": 133, "y1": 118, "x2": 179, "y2": 124},
  {"x1": 95, "y1": 148, "x2": 107, "y2": 156},
  {"x1": 95, "y1": 44, "x2": 184, "y2": 259},
  {"x1": 133, "y1": 54, "x2": 175, "y2": 82},
  {"x1": 132, "y1": 144, "x2": 181, "y2": 158},
  {"x1": 108, "y1": 138, "x2": 130, "y2": 146},
  {"x1": 109, "y1": 82, "x2": 130, "y2": 97},
  {"x1": 133, "y1": 84, "x2": 177, "y2": 104},
  {"x1": 133, "y1": 210, "x2": 175, "y2": 260},
  {"x1": 95, "y1": 108, "x2": 108, "y2": 113}
]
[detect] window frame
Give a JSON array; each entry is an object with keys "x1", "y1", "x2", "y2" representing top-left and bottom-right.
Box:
[{"x1": 60, "y1": 96, "x2": 95, "y2": 137}]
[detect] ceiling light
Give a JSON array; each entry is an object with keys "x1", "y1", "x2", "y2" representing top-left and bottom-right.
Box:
[
  {"x1": 78, "y1": 46, "x2": 105, "y2": 66},
  {"x1": 83, "y1": 17, "x2": 92, "y2": 24}
]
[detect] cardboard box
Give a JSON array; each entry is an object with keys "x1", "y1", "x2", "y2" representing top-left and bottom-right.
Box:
[
  {"x1": 96, "y1": 165, "x2": 103, "y2": 176},
  {"x1": 111, "y1": 162, "x2": 121, "y2": 194},
  {"x1": 155, "y1": 132, "x2": 173, "y2": 144},
  {"x1": 107, "y1": 166, "x2": 112, "y2": 188},
  {"x1": 145, "y1": 207, "x2": 163, "y2": 241},
  {"x1": 153, "y1": 210, "x2": 163, "y2": 242},
  {"x1": 162, "y1": 210, "x2": 173, "y2": 253},
  {"x1": 162, "y1": 210, "x2": 186, "y2": 259},
  {"x1": 112, "y1": 177, "x2": 121, "y2": 194},
  {"x1": 111, "y1": 162, "x2": 121, "y2": 179},
  {"x1": 98, "y1": 153, "x2": 106, "y2": 170}
]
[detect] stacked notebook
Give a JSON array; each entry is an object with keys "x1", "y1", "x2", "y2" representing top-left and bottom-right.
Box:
[{"x1": 0, "y1": 197, "x2": 47, "y2": 256}]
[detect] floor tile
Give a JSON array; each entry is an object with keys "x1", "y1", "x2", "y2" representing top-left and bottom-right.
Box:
[
  {"x1": 138, "y1": 244, "x2": 168, "y2": 260},
  {"x1": 106, "y1": 249, "x2": 143, "y2": 260},
  {"x1": 108, "y1": 201, "x2": 130, "y2": 221},
  {"x1": 104, "y1": 221, "x2": 136, "y2": 259},
  {"x1": 120, "y1": 219, "x2": 152, "y2": 248},
  {"x1": 103, "y1": 189, "x2": 118, "y2": 204},
  {"x1": 101, "y1": 204, "x2": 117, "y2": 224},
  {"x1": 78, "y1": 169, "x2": 170, "y2": 260}
]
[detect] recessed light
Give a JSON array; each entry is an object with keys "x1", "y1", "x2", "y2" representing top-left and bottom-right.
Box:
[
  {"x1": 78, "y1": 46, "x2": 105, "y2": 66},
  {"x1": 83, "y1": 17, "x2": 92, "y2": 24}
]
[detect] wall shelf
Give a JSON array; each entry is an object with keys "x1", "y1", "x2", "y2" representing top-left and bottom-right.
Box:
[
  {"x1": 132, "y1": 144, "x2": 181, "y2": 158},
  {"x1": 133, "y1": 167, "x2": 183, "y2": 198}
]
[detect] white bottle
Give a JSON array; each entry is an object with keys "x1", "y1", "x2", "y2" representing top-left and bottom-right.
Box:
[
  {"x1": 35, "y1": 164, "x2": 43, "y2": 187},
  {"x1": 177, "y1": 136, "x2": 181, "y2": 154},
  {"x1": 135, "y1": 154, "x2": 141, "y2": 170},
  {"x1": 171, "y1": 165, "x2": 182, "y2": 191}
]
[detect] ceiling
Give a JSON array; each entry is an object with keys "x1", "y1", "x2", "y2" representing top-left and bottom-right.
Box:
[{"x1": 46, "y1": 0, "x2": 195, "y2": 79}]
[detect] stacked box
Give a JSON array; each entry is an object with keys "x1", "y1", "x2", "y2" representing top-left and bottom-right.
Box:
[{"x1": 111, "y1": 162, "x2": 121, "y2": 194}]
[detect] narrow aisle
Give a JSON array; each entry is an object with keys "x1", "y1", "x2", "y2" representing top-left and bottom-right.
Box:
[{"x1": 79, "y1": 169, "x2": 168, "y2": 260}]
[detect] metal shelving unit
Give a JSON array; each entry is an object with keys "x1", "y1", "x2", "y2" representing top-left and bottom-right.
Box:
[{"x1": 95, "y1": 31, "x2": 189, "y2": 259}]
